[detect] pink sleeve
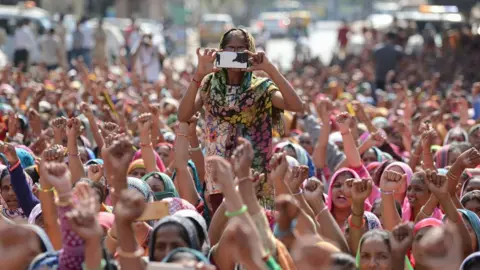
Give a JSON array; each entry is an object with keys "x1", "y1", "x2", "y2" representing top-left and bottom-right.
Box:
[
  {"x1": 58, "y1": 204, "x2": 85, "y2": 270},
  {"x1": 350, "y1": 165, "x2": 380, "y2": 205}
]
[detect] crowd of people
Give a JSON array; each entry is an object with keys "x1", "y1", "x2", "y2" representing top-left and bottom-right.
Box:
[{"x1": 2, "y1": 15, "x2": 480, "y2": 270}]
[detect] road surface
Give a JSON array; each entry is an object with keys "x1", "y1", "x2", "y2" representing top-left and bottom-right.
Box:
[{"x1": 172, "y1": 21, "x2": 341, "y2": 71}]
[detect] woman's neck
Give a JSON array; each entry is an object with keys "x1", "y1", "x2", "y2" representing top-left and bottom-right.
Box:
[
  {"x1": 226, "y1": 70, "x2": 244, "y2": 85},
  {"x1": 333, "y1": 206, "x2": 351, "y2": 225}
]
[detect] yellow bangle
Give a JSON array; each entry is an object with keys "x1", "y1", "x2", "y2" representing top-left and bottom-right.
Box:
[
  {"x1": 107, "y1": 229, "x2": 117, "y2": 241},
  {"x1": 116, "y1": 246, "x2": 145, "y2": 258},
  {"x1": 38, "y1": 184, "x2": 55, "y2": 193},
  {"x1": 54, "y1": 198, "x2": 72, "y2": 207}
]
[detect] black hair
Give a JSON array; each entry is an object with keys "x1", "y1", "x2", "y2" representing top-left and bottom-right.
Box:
[
  {"x1": 386, "y1": 31, "x2": 397, "y2": 40},
  {"x1": 156, "y1": 222, "x2": 191, "y2": 249},
  {"x1": 359, "y1": 229, "x2": 391, "y2": 253},
  {"x1": 331, "y1": 252, "x2": 356, "y2": 270},
  {"x1": 0, "y1": 168, "x2": 9, "y2": 186},
  {"x1": 372, "y1": 160, "x2": 395, "y2": 186},
  {"x1": 371, "y1": 198, "x2": 403, "y2": 218},
  {"x1": 75, "y1": 178, "x2": 106, "y2": 204},
  {"x1": 461, "y1": 190, "x2": 480, "y2": 206},
  {"x1": 48, "y1": 28, "x2": 55, "y2": 35},
  {"x1": 219, "y1": 28, "x2": 252, "y2": 50}
]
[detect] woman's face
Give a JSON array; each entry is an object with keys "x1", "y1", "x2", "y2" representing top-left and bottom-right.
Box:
[
  {"x1": 331, "y1": 172, "x2": 352, "y2": 210},
  {"x1": 385, "y1": 166, "x2": 408, "y2": 204},
  {"x1": 362, "y1": 149, "x2": 378, "y2": 165},
  {"x1": 469, "y1": 128, "x2": 480, "y2": 150},
  {"x1": 156, "y1": 146, "x2": 172, "y2": 166},
  {"x1": 448, "y1": 131, "x2": 466, "y2": 143},
  {"x1": 406, "y1": 175, "x2": 430, "y2": 209},
  {"x1": 130, "y1": 168, "x2": 147, "y2": 179},
  {"x1": 464, "y1": 199, "x2": 480, "y2": 218},
  {"x1": 1, "y1": 176, "x2": 18, "y2": 210},
  {"x1": 153, "y1": 224, "x2": 190, "y2": 262},
  {"x1": 145, "y1": 174, "x2": 165, "y2": 193},
  {"x1": 465, "y1": 178, "x2": 480, "y2": 194},
  {"x1": 299, "y1": 134, "x2": 313, "y2": 155},
  {"x1": 359, "y1": 236, "x2": 392, "y2": 270}
]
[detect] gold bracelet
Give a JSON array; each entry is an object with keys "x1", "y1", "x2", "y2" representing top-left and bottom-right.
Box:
[
  {"x1": 54, "y1": 198, "x2": 72, "y2": 207},
  {"x1": 116, "y1": 246, "x2": 145, "y2": 258},
  {"x1": 420, "y1": 206, "x2": 431, "y2": 217},
  {"x1": 107, "y1": 228, "x2": 117, "y2": 241}
]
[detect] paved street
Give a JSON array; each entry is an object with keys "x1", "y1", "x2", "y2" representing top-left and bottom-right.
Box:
[{"x1": 172, "y1": 21, "x2": 341, "y2": 71}]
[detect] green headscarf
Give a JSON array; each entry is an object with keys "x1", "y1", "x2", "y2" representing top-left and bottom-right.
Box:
[{"x1": 141, "y1": 172, "x2": 179, "y2": 201}]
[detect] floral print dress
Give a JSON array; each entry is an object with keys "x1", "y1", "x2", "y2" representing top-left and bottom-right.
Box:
[{"x1": 200, "y1": 70, "x2": 282, "y2": 201}]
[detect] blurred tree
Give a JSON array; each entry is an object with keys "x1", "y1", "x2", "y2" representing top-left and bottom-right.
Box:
[{"x1": 200, "y1": 0, "x2": 235, "y2": 13}]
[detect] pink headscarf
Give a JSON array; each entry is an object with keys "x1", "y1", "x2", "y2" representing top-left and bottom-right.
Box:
[
  {"x1": 327, "y1": 168, "x2": 372, "y2": 212},
  {"x1": 161, "y1": 197, "x2": 196, "y2": 215},
  {"x1": 98, "y1": 212, "x2": 115, "y2": 230},
  {"x1": 132, "y1": 150, "x2": 166, "y2": 172}
]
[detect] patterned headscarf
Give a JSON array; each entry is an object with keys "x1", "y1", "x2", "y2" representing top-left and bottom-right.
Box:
[
  {"x1": 458, "y1": 209, "x2": 480, "y2": 251},
  {"x1": 127, "y1": 159, "x2": 146, "y2": 175},
  {"x1": 175, "y1": 210, "x2": 210, "y2": 254},
  {"x1": 284, "y1": 143, "x2": 316, "y2": 177},
  {"x1": 364, "y1": 211, "x2": 382, "y2": 230},
  {"x1": 127, "y1": 177, "x2": 154, "y2": 203},
  {"x1": 162, "y1": 197, "x2": 196, "y2": 215},
  {"x1": 132, "y1": 150, "x2": 166, "y2": 173}
]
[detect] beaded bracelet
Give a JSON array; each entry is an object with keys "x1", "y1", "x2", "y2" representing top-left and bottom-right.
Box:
[
  {"x1": 116, "y1": 246, "x2": 145, "y2": 258},
  {"x1": 225, "y1": 205, "x2": 248, "y2": 218},
  {"x1": 380, "y1": 189, "x2": 394, "y2": 195}
]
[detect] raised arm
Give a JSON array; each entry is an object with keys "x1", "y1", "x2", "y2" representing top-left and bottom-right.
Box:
[
  {"x1": 137, "y1": 113, "x2": 159, "y2": 173},
  {"x1": 0, "y1": 142, "x2": 39, "y2": 217},
  {"x1": 178, "y1": 48, "x2": 218, "y2": 122},
  {"x1": 187, "y1": 113, "x2": 206, "y2": 185},
  {"x1": 312, "y1": 98, "x2": 333, "y2": 169},
  {"x1": 347, "y1": 178, "x2": 373, "y2": 255},
  {"x1": 80, "y1": 102, "x2": 104, "y2": 151},
  {"x1": 337, "y1": 112, "x2": 362, "y2": 168},
  {"x1": 66, "y1": 117, "x2": 86, "y2": 184},
  {"x1": 379, "y1": 170, "x2": 404, "y2": 231}
]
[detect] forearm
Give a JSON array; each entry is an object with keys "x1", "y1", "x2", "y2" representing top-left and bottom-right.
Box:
[
  {"x1": 39, "y1": 189, "x2": 62, "y2": 250},
  {"x1": 448, "y1": 162, "x2": 465, "y2": 195},
  {"x1": 342, "y1": 131, "x2": 362, "y2": 168},
  {"x1": 266, "y1": 67, "x2": 303, "y2": 112},
  {"x1": 116, "y1": 221, "x2": 145, "y2": 270},
  {"x1": 151, "y1": 117, "x2": 161, "y2": 146},
  {"x1": 178, "y1": 82, "x2": 200, "y2": 122},
  {"x1": 422, "y1": 146, "x2": 435, "y2": 170},
  {"x1": 310, "y1": 197, "x2": 350, "y2": 253},
  {"x1": 381, "y1": 193, "x2": 402, "y2": 231},
  {"x1": 208, "y1": 202, "x2": 228, "y2": 246},
  {"x1": 174, "y1": 167, "x2": 200, "y2": 205},
  {"x1": 348, "y1": 203, "x2": 365, "y2": 256},
  {"x1": 189, "y1": 136, "x2": 205, "y2": 184},
  {"x1": 409, "y1": 145, "x2": 422, "y2": 171},
  {"x1": 139, "y1": 136, "x2": 159, "y2": 173},
  {"x1": 67, "y1": 136, "x2": 86, "y2": 184},
  {"x1": 312, "y1": 123, "x2": 330, "y2": 169},
  {"x1": 84, "y1": 238, "x2": 103, "y2": 270},
  {"x1": 415, "y1": 195, "x2": 438, "y2": 223},
  {"x1": 87, "y1": 115, "x2": 104, "y2": 150}
]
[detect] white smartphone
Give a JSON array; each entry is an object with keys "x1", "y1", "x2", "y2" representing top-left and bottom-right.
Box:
[
  {"x1": 147, "y1": 262, "x2": 194, "y2": 270},
  {"x1": 215, "y1": 51, "x2": 248, "y2": 69}
]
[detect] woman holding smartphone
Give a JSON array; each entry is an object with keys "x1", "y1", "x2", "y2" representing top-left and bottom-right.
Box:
[{"x1": 178, "y1": 28, "x2": 303, "y2": 211}]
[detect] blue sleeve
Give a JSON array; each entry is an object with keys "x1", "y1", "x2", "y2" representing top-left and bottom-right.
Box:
[
  {"x1": 9, "y1": 164, "x2": 40, "y2": 217},
  {"x1": 473, "y1": 97, "x2": 480, "y2": 120}
]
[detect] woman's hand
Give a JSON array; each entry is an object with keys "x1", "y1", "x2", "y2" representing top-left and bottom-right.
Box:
[
  {"x1": 187, "y1": 112, "x2": 200, "y2": 137},
  {"x1": 380, "y1": 170, "x2": 406, "y2": 193},
  {"x1": 335, "y1": 112, "x2": 352, "y2": 134},
  {"x1": 456, "y1": 147, "x2": 480, "y2": 169},
  {"x1": 66, "y1": 183, "x2": 103, "y2": 241},
  {"x1": 316, "y1": 97, "x2": 333, "y2": 125},
  {"x1": 87, "y1": 164, "x2": 104, "y2": 182},
  {"x1": 206, "y1": 156, "x2": 235, "y2": 195},
  {"x1": 230, "y1": 137, "x2": 254, "y2": 178},
  {"x1": 137, "y1": 113, "x2": 152, "y2": 138},
  {"x1": 0, "y1": 142, "x2": 19, "y2": 165},
  {"x1": 275, "y1": 194, "x2": 300, "y2": 228},
  {"x1": 245, "y1": 51, "x2": 275, "y2": 74},
  {"x1": 390, "y1": 222, "x2": 414, "y2": 255},
  {"x1": 350, "y1": 179, "x2": 372, "y2": 205},
  {"x1": 421, "y1": 127, "x2": 436, "y2": 150},
  {"x1": 115, "y1": 189, "x2": 146, "y2": 225},
  {"x1": 103, "y1": 122, "x2": 120, "y2": 136},
  {"x1": 269, "y1": 153, "x2": 288, "y2": 183},
  {"x1": 366, "y1": 130, "x2": 387, "y2": 148},
  {"x1": 42, "y1": 161, "x2": 72, "y2": 196},
  {"x1": 304, "y1": 177, "x2": 325, "y2": 211},
  {"x1": 195, "y1": 48, "x2": 220, "y2": 79},
  {"x1": 80, "y1": 102, "x2": 94, "y2": 119},
  {"x1": 52, "y1": 117, "x2": 67, "y2": 136},
  {"x1": 7, "y1": 112, "x2": 18, "y2": 137},
  {"x1": 425, "y1": 169, "x2": 449, "y2": 199},
  {"x1": 102, "y1": 135, "x2": 134, "y2": 172},
  {"x1": 286, "y1": 165, "x2": 309, "y2": 194},
  {"x1": 66, "y1": 117, "x2": 81, "y2": 139},
  {"x1": 27, "y1": 109, "x2": 42, "y2": 136},
  {"x1": 343, "y1": 178, "x2": 354, "y2": 199}
]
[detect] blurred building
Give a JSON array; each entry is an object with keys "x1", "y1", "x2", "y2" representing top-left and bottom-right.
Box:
[{"x1": 115, "y1": 0, "x2": 166, "y2": 18}]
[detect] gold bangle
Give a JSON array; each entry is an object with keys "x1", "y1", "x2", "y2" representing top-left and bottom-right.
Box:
[
  {"x1": 116, "y1": 246, "x2": 145, "y2": 258},
  {"x1": 54, "y1": 198, "x2": 72, "y2": 207},
  {"x1": 38, "y1": 184, "x2": 55, "y2": 193},
  {"x1": 420, "y1": 207, "x2": 431, "y2": 217}
]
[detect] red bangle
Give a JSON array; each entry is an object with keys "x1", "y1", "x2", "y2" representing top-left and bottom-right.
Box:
[
  {"x1": 348, "y1": 215, "x2": 365, "y2": 229},
  {"x1": 140, "y1": 142, "x2": 152, "y2": 148},
  {"x1": 8, "y1": 159, "x2": 21, "y2": 171},
  {"x1": 192, "y1": 77, "x2": 201, "y2": 88}
]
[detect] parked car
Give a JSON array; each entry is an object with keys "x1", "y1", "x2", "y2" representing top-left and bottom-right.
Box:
[{"x1": 199, "y1": 14, "x2": 234, "y2": 47}]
